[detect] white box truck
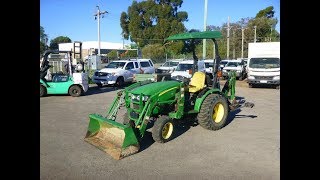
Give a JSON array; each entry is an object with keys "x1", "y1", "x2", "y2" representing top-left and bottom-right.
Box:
[{"x1": 247, "y1": 42, "x2": 280, "y2": 88}]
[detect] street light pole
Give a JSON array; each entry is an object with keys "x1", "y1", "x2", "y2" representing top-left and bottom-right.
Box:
[{"x1": 94, "y1": 5, "x2": 108, "y2": 56}]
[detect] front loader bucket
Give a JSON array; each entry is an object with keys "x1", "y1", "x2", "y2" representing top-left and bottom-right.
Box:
[{"x1": 84, "y1": 114, "x2": 140, "y2": 160}]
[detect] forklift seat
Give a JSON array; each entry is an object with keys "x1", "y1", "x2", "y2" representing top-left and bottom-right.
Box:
[{"x1": 189, "y1": 72, "x2": 206, "y2": 93}]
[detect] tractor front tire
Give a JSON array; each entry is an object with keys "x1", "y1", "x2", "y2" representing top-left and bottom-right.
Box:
[
  {"x1": 69, "y1": 85, "x2": 82, "y2": 97},
  {"x1": 40, "y1": 85, "x2": 47, "y2": 97},
  {"x1": 152, "y1": 115, "x2": 174, "y2": 143},
  {"x1": 197, "y1": 94, "x2": 229, "y2": 130}
]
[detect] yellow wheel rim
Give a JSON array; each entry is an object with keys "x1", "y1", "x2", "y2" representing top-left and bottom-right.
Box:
[
  {"x1": 162, "y1": 122, "x2": 173, "y2": 139},
  {"x1": 212, "y1": 103, "x2": 224, "y2": 123}
]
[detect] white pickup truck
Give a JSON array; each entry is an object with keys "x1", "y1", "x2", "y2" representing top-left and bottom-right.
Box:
[
  {"x1": 92, "y1": 59, "x2": 155, "y2": 87},
  {"x1": 222, "y1": 59, "x2": 246, "y2": 80}
]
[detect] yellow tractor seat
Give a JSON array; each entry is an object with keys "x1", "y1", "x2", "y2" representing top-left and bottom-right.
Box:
[{"x1": 188, "y1": 72, "x2": 206, "y2": 93}]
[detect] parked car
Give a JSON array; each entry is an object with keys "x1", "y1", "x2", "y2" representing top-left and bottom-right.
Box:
[
  {"x1": 219, "y1": 60, "x2": 231, "y2": 70},
  {"x1": 171, "y1": 60, "x2": 206, "y2": 81},
  {"x1": 92, "y1": 59, "x2": 155, "y2": 87},
  {"x1": 204, "y1": 59, "x2": 215, "y2": 79},
  {"x1": 222, "y1": 60, "x2": 246, "y2": 80},
  {"x1": 156, "y1": 59, "x2": 182, "y2": 73}
]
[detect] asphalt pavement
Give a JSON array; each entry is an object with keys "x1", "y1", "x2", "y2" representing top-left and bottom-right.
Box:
[{"x1": 40, "y1": 80, "x2": 280, "y2": 180}]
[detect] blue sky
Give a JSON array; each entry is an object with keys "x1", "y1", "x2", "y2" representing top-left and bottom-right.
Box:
[{"x1": 40, "y1": 0, "x2": 280, "y2": 44}]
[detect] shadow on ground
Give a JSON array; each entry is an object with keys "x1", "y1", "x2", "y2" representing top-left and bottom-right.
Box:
[
  {"x1": 139, "y1": 116, "x2": 198, "y2": 152},
  {"x1": 225, "y1": 108, "x2": 257, "y2": 127},
  {"x1": 85, "y1": 82, "x2": 135, "y2": 96}
]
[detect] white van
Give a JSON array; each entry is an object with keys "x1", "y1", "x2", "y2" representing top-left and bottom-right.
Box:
[{"x1": 171, "y1": 60, "x2": 206, "y2": 80}]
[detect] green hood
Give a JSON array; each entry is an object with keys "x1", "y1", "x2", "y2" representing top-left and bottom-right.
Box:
[{"x1": 129, "y1": 81, "x2": 181, "y2": 96}]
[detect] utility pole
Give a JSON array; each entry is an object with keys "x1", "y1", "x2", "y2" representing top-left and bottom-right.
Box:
[
  {"x1": 241, "y1": 27, "x2": 245, "y2": 58},
  {"x1": 225, "y1": 16, "x2": 231, "y2": 59},
  {"x1": 213, "y1": 42, "x2": 215, "y2": 59},
  {"x1": 254, "y1": 25, "x2": 257, "y2": 43},
  {"x1": 232, "y1": 29, "x2": 235, "y2": 59},
  {"x1": 203, "y1": 0, "x2": 208, "y2": 60},
  {"x1": 94, "y1": 5, "x2": 108, "y2": 55},
  {"x1": 237, "y1": 27, "x2": 246, "y2": 58}
]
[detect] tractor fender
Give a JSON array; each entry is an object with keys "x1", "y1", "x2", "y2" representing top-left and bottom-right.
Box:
[{"x1": 194, "y1": 88, "x2": 221, "y2": 112}]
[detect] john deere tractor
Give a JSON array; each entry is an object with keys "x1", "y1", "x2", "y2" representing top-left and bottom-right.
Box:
[{"x1": 84, "y1": 31, "x2": 254, "y2": 160}]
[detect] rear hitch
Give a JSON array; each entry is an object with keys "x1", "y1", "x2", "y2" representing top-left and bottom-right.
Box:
[{"x1": 229, "y1": 99, "x2": 255, "y2": 111}]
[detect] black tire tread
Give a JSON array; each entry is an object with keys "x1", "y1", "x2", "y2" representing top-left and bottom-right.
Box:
[
  {"x1": 152, "y1": 115, "x2": 173, "y2": 143},
  {"x1": 197, "y1": 94, "x2": 229, "y2": 131},
  {"x1": 40, "y1": 85, "x2": 46, "y2": 97},
  {"x1": 68, "y1": 85, "x2": 82, "y2": 97}
]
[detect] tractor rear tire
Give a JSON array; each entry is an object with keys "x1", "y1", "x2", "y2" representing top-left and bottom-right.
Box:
[
  {"x1": 152, "y1": 115, "x2": 174, "y2": 143},
  {"x1": 69, "y1": 85, "x2": 82, "y2": 97},
  {"x1": 197, "y1": 94, "x2": 229, "y2": 131},
  {"x1": 40, "y1": 85, "x2": 47, "y2": 97}
]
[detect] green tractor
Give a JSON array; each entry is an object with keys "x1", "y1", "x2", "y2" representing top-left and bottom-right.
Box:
[
  {"x1": 40, "y1": 50, "x2": 89, "y2": 97},
  {"x1": 84, "y1": 31, "x2": 254, "y2": 159}
]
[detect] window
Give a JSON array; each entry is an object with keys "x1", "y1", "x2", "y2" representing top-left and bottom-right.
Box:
[
  {"x1": 205, "y1": 62, "x2": 214, "y2": 68},
  {"x1": 140, "y1": 61, "x2": 151, "y2": 67},
  {"x1": 125, "y1": 62, "x2": 134, "y2": 70},
  {"x1": 249, "y1": 58, "x2": 280, "y2": 68},
  {"x1": 105, "y1": 62, "x2": 126, "y2": 69},
  {"x1": 134, "y1": 62, "x2": 139, "y2": 68},
  {"x1": 176, "y1": 64, "x2": 193, "y2": 71},
  {"x1": 226, "y1": 62, "x2": 239, "y2": 67},
  {"x1": 163, "y1": 61, "x2": 179, "y2": 67},
  {"x1": 148, "y1": 60, "x2": 154, "y2": 67}
]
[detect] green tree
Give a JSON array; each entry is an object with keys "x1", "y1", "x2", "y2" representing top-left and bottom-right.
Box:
[
  {"x1": 49, "y1": 36, "x2": 72, "y2": 50},
  {"x1": 141, "y1": 43, "x2": 166, "y2": 62},
  {"x1": 255, "y1": 6, "x2": 275, "y2": 18},
  {"x1": 40, "y1": 26, "x2": 48, "y2": 43},
  {"x1": 107, "y1": 50, "x2": 118, "y2": 60},
  {"x1": 40, "y1": 26, "x2": 48, "y2": 55},
  {"x1": 120, "y1": 0, "x2": 188, "y2": 48}
]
